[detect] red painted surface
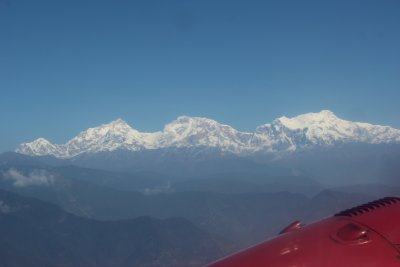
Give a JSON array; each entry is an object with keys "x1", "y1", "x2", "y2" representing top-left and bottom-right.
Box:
[{"x1": 207, "y1": 197, "x2": 400, "y2": 267}]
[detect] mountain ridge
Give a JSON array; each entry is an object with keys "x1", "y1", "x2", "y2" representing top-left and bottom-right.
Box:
[
  {"x1": 16, "y1": 110, "x2": 400, "y2": 158},
  {"x1": 0, "y1": 189, "x2": 227, "y2": 267}
]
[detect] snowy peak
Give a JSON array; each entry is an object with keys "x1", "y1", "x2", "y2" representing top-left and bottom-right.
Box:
[
  {"x1": 16, "y1": 110, "x2": 400, "y2": 158},
  {"x1": 277, "y1": 110, "x2": 339, "y2": 130},
  {"x1": 32, "y1": 138, "x2": 53, "y2": 146},
  {"x1": 164, "y1": 116, "x2": 219, "y2": 131},
  {"x1": 162, "y1": 116, "x2": 251, "y2": 151},
  {"x1": 109, "y1": 118, "x2": 129, "y2": 125},
  {"x1": 272, "y1": 110, "x2": 349, "y2": 145},
  {"x1": 103, "y1": 118, "x2": 136, "y2": 131},
  {"x1": 84, "y1": 118, "x2": 138, "y2": 137},
  {"x1": 62, "y1": 118, "x2": 145, "y2": 157},
  {"x1": 270, "y1": 110, "x2": 400, "y2": 145},
  {"x1": 17, "y1": 138, "x2": 59, "y2": 156},
  {"x1": 164, "y1": 116, "x2": 232, "y2": 137}
]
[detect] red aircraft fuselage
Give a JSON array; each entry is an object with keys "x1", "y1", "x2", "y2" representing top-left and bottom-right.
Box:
[{"x1": 207, "y1": 197, "x2": 400, "y2": 267}]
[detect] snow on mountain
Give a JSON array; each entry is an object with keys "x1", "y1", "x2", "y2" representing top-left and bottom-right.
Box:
[
  {"x1": 253, "y1": 120, "x2": 309, "y2": 152},
  {"x1": 17, "y1": 138, "x2": 61, "y2": 157},
  {"x1": 61, "y1": 118, "x2": 147, "y2": 157},
  {"x1": 159, "y1": 116, "x2": 253, "y2": 152},
  {"x1": 273, "y1": 110, "x2": 400, "y2": 145},
  {"x1": 16, "y1": 111, "x2": 400, "y2": 158}
]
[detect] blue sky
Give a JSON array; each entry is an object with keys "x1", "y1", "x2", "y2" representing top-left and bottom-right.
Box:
[{"x1": 1, "y1": 0, "x2": 400, "y2": 152}]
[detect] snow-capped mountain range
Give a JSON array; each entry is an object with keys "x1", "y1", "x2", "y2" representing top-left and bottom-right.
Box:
[{"x1": 16, "y1": 110, "x2": 400, "y2": 158}]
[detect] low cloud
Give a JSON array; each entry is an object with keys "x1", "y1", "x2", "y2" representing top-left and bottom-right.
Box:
[
  {"x1": 3, "y1": 169, "x2": 55, "y2": 187},
  {"x1": 143, "y1": 181, "x2": 171, "y2": 195},
  {"x1": 0, "y1": 201, "x2": 10, "y2": 213}
]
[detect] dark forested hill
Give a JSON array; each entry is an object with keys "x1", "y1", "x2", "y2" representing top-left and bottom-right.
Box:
[{"x1": 0, "y1": 189, "x2": 228, "y2": 267}]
